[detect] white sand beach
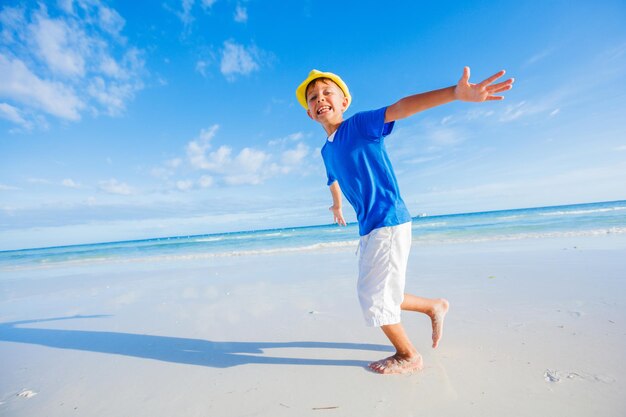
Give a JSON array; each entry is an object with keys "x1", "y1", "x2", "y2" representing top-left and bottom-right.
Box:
[{"x1": 1, "y1": 234, "x2": 625, "y2": 416}]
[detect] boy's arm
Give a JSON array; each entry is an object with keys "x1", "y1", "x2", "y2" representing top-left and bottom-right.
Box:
[
  {"x1": 385, "y1": 67, "x2": 514, "y2": 123},
  {"x1": 329, "y1": 181, "x2": 347, "y2": 226}
]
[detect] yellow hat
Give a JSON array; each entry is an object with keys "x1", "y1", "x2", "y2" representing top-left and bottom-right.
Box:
[{"x1": 295, "y1": 69, "x2": 351, "y2": 110}]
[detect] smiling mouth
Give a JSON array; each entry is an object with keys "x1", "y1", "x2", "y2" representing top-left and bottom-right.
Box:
[{"x1": 317, "y1": 105, "x2": 331, "y2": 115}]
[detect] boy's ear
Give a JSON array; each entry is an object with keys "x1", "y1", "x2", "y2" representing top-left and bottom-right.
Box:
[
  {"x1": 341, "y1": 95, "x2": 349, "y2": 112},
  {"x1": 306, "y1": 108, "x2": 314, "y2": 120}
]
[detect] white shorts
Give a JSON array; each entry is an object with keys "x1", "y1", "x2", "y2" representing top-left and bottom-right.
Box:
[{"x1": 357, "y1": 222, "x2": 412, "y2": 327}]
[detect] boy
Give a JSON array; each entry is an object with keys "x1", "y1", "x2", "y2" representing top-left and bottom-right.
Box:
[{"x1": 296, "y1": 67, "x2": 514, "y2": 374}]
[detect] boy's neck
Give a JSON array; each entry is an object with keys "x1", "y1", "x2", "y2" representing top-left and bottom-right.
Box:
[{"x1": 322, "y1": 118, "x2": 343, "y2": 137}]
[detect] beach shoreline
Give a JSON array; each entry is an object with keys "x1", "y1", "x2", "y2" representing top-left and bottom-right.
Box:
[{"x1": 1, "y1": 234, "x2": 625, "y2": 416}]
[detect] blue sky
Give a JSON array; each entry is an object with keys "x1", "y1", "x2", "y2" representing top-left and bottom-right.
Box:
[{"x1": 1, "y1": 0, "x2": 625, "y2": 250}]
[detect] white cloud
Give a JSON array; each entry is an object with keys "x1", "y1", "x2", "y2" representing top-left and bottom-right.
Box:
[
  {"x1": 615, "y1": 145, "x2": 626, "y2": 152},
  {"x1": 496, "y1": 99, "x2": 565, "y2": 123},
  {"x1": 209, "y1": 146, "x2": 233, "y2": 169},
  {"x1": 439, "y1": 89, "x2": 565, "y2": 127},
  {"x1": 175, "y1": 0, "x2": 194, "y2": 28},
  {"x1": 234, "y1": 5, "x2": 248, "y2": 23},
  {"x1": 99, "y1": 178, "x2": 133, "y2": 195},
  {"x1": 186, "y1": 125, "x2": 221, "y2": 169},
  {"x1": 151, "y1": 157, "x2": 183, "y2": 179},
  {"x1": 220, "y1": 40, "x2": 260, "y2": 80},
  {"x1": 606, "y1": 42, "x2": 626, "y2": 62},
  {"x1": 223, "y1": 147, "x2": 269, "y2": 185},
  {"x1": 150, "y1": 167, "x2": 169, "y2": 179},
  {"x1": 27, "y1": 178, "x2": 53, "y2": 185},
  {"x1": 87, "y1": 72, "x2": 143, "y2": 116},
  {"x1": 440, "y1": 115, "x2": 454, "y2": 125},
  {"x1": 500, "y1": 101, "x2": 528, "y2": 122},
  {"x1": 0, "y1": 183, "x2": 20, "y2": 191},
  {"x1": 175, "y1": 128, "x2": 317, "y2": 186},
  {"x1": 0, "y1": 2, "x2": 144, "y2": 129},
  {"x1": 0, "y1": 102, "x2": 31, "y2": 129},
  {"x1": 167, "y1": 158, "x2": 182, "y2": 168},
  {"x1": 188, "y1": 137, "x2": 270, "y2": 185},
  {"x1": 281, "y1": 143, "x2": 309, "y2": 167},
  {"x1": 403, "y1": 155, "x2": 441, "y2": 165},
  {"x1": 172, "y1": 0, "x2": 217, "y2": 31},
  {"x1": 235, "y1": 147, "x2": 267, "y2": 172},
  {"x1": 201, "y1": 0, "x2": 218, "y2": 10},
  {"x1": 99, "y1": 55, "x2": 122, "y2": 77},
  {"x1": 524, "y1": 48, "x2": 553, "y2": 67},
  {"x1": 0, "y1": 54, "x2": 84, "y2": 120},
  {"x1": 176, "y1": 180, "x2": 194, "y2": 191},
  {"x1": 268, "y1": 132, "x2": 305, "y2": 146},
  {"x1": 438, "y1": 108, "x2": 495, "y2": 127},
  {"x1": 62, "y1": 178, "x2": 81, "y2": 188},
  {"x1": 29, "y1": 9, "x2": 87, "y2": 77},
  {"x1": 198, "y1": 175, "x2": 214, "y2": 187},
  {"x1": 96, "y1": 4, "x2": 125, "y2": 38},
  {"x1": 0, "y1": 6, "x2": 26, "y2": 44},
  {"x1": 57, "y1": 0, "x2": 74, "y2": 14},
  {"x1": 195, "y1": 60, "x2": 209, "y2": 76},
  {"x1": 427, "y1": 126, "x2": 466, "y2": 147},
  {"x1": 465, "y1": 109, "x2": 495, "y2": 121}
]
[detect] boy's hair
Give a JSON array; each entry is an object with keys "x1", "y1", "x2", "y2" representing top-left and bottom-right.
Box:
[{"x1": 305, "y1": 77, "x2": 343, "y2": 101}]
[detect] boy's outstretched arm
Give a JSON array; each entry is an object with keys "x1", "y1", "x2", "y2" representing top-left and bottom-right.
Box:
[
  {"x1": 329, "y1": 181, "x2": 347, "y2": 226},
  {"x1": 385, "y1": 66, "x2": 514, "y2": 123}
]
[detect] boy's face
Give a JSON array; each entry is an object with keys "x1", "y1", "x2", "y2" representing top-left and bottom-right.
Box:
[{"x1": 305, "y1": 79, "x2": 349, "y2": 124}]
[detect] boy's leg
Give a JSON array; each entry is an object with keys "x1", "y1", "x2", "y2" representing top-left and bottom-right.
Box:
[
  {"x1": 368, "y1": 323, "x2": 423, "y2": 374},
  {"x1": 358, "y1": 223, "x2": 450, "y2": 373},
  {"x1": 368, "y1": 296, "x2": 449, "y2": 374},
  {"x1": 401, "y1": 294, "x2": 450, "y2": 348}
]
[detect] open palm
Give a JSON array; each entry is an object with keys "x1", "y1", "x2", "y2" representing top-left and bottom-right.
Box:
[{"x1": 455, "y1": 67, "x2": 514, "y2": 102}]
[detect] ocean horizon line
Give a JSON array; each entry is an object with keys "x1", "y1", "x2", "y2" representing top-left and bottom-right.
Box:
[{"x1": 2, "y1": 199, "x2": 625, "y2": 254}]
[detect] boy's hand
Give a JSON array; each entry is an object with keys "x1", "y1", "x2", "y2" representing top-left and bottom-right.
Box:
[
  {"x1": 455, "y1": 67, "x2": 514, "y2": 102},
  {"x1": 329, "y1": 205, "x2": 347, "y2": 226}
]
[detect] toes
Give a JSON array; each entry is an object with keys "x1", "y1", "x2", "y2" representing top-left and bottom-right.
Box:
[
  {"x1": 431, "y1": 328, "x2": 437, "y2": 346},
  {"x1": 368, "y1": 362, "x2": 384, "y2": 373},
  {"x1": 369, "y1": 356, "x2": 422, "y2": 374},
  {"x1": 368, "y1": 358, "x2": 391, "y2": 374}
]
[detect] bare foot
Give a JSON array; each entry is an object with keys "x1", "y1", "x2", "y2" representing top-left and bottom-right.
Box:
[
  {"x1": 430, "y1": 298, "x2": 449, "y2": 348},
  {"x1": 368, "y1": 353, "x2": 423, "y2": 375}
]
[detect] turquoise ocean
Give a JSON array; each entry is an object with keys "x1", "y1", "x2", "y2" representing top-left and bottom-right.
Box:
[{"x1": 1, "y1": 200, "x2": 625, "y2": 271}]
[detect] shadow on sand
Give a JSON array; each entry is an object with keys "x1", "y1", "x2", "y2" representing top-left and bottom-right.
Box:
[{"x1": 0, "y1": 315, "x2": 393, "y2": 369}]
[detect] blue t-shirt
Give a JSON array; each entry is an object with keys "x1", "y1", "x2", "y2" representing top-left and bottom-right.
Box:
[{"x1": 321, "y1": 106, "x2": 412, "y2": 236}]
